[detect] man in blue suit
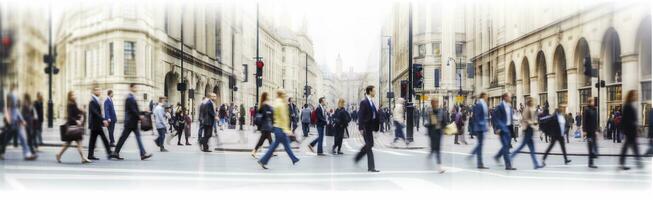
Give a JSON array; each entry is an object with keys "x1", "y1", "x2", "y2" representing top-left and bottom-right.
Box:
[
  {"x1": 88, "y1": 86, "x2": 112, "y2": 160},
  {"x1": 469, "y1": 92, "x2": 489, "y2": 169},
  {"x1": 110, "y1": 83, "x2": 152, "y2": 160},
  {"x1": 200, "y1": 93, "x2": 218, "y2": 152},
  {"x1": 354, "y1": 85, "x2": 380, "y2": 172},
  {"x1": 308, "y1": 97, "x2": 328, "y2": 155},
  {"x1": 492, "y1": 93, "x2": 516, "y2": 170},
  {"x1": 104, "y1": 90, "x2": 117, "y2": 146}
]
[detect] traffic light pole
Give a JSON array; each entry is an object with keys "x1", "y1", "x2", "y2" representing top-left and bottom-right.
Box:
[
  {"x1": 406, "y1": 3, "x2": 414, "y2": 142},
  {"x1": 180, "y1": 9, "x2": 186, "y2": 113},
  {"x1": 47, "y1": 3, "x2": 54, "y2": 128},
  {"x1": 305, "y1": 53, "x2": 308, "y2": 106},
  {"x1": 255, "y1": 3, "x2": 259, "y2": 109},
  {"x1": 388, "y1": 37, "x2": 392, "y2": 112}
]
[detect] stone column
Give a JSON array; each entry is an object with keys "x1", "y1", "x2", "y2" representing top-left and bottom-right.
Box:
[{"x1": 567, "y1": 68, "x2": 579, "y2": 115}]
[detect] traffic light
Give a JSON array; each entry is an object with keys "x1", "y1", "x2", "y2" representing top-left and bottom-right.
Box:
[
  {"x1": 400, "y1": 80, "x2": 408, "y2": 99},
  {"x1": 0, "y1": 31, "x2": 14, "y2": 60},
  {"x1": 413, "y1": 64, "x2": 423, "y2": 88},
  {"x1": 43, "y1": 48, "x2": 60, "y2": 75},
  {"x1": 229, "y1": 75, "x2": 236, "y2": 89},
  {"x1": 595, "y1": 80, "x2": 605, "y2": 88},
  {"x1": 256, "y1": 60, "x2": 264, "y2": 87},
  {"x1": 177, "y1": 82, "x2": 187, "y2": 91}
]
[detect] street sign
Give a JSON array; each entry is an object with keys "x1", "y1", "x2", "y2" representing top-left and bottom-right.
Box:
[{"x1": 455, "y1": 96, "x2": 464, "y2": 104}]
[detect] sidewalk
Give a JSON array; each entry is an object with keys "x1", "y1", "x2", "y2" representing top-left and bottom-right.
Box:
[{"x1": 38, "y1": 122, "x2": 652, "y2": 156}]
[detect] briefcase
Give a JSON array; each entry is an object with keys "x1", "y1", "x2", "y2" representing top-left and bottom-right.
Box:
[
  {"x1": 60, "y1": 124, "x2": 84, "y2": 142},
  {"x1": 444, "y1": 123, "x2": 458, "y2": 135},
  {"x1": 141, "y1": 113, "x2": 153, "y2": 131},
  {"x1": 326, "y1": 124, "x2": 334, "y2": 136}
]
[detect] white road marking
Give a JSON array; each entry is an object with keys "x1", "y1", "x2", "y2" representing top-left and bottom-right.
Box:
[{"x1": 3, "y1": 175, "x2": 26, "y2": 190}]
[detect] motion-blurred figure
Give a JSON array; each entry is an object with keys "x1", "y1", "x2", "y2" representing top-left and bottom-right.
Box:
[{"x1": 618, "y1": 90, "x2": 643, "y2": 170}]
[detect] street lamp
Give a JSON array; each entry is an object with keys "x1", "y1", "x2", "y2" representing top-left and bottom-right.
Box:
[
  {"x1": 382, "y1": 36, "x2": 393, "y2": 112},
  {"x1": 447, "y1": 57, "x2": 463, "y2": 105}
]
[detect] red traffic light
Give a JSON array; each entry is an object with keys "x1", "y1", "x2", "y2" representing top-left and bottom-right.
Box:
[
  {"x1": 256, "y1": 60, "x2": 264, "y2": 69},
  {"x1": 1, "y1": 36, "x2": 11, "y2": 47}
]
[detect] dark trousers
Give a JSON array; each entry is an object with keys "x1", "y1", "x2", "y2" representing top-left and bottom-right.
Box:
[
  {"x1": 88, "y1": 129, "x2": 112, "y2": 158},
  {"x1": 114, "y1": 126, "x2": 146, "y2": 156},
  {"x1": 175, "y1": 127, "x2": 184, "y2": 144},
  {"x1": 333, "y1": 126, "x2": 345, "y2": 153},
  {"x1": 301, "y1": 122, "x2": 310, "y2": 137},
  {"x1": 354, "y1": 128, "x2": 375, "y2": 170},
  {"x1": 201, "y1": 125, "x2": 213, "y2": 150},
  {"x1": 107, "y1": 122, "x2": 116, "y2": 144},
  {"x1": 156, "y1": 128, "x2": 166, "y2": 147},
  {"x1": 587, "y1": 133, "x2": 598, "y2": 165},
  {"x1": 427, "y1": 127, "x2": 442, "y2": 164},
  {"x1": 393, "y1": 121, "x2": 405, "y2": 142},
  {"x1": 254, "y1": 130, "x2": 273, "y2": 151},
  {"x1": 619, "y1": 136, "x2": 641, "y2": 166},
  {"x1": 310, "y1": 125, "x2": 325, "y2": 154},
  {"x1": 511, "y1": 127, "x2": 539, "y2": 167},
  {"x1": 542, "y1": 135, "x2": 569, "y2": 162},
  {"x1": 493, "y1": 129, "x2": 513, "y2": 168},
  {"x1": 197, "y1": 124, "x2": 204, "y2": 143},
  {"x1": 470, "y1": 131, "x2": 485, "y2": 167}
]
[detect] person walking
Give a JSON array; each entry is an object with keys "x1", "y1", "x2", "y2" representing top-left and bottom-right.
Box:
[
  {"x1": 199, "y1": 93, "x2": 218, "y2": 152},
  {"x1": 354, "y1": 85, "x2": 380, "y2": 172},
  {"x1": 582, "y1": 98, "x2": 598, "y2": 168},
  {"x1": 468, "y1": 92, "x2": 489, "y2": 169},
  {"x1": 491, "y1": 93, "x2": 517, "y2": 170},
  {"x1": 20, "y1": 93, "x2": 38, "y2": 153},
  {"x1": 288, "y1": 98, "x2": 298, "y2": 135},
  {"x1": 510, "y1": 97, "x2": 542, "y2": 169},
  {"x1": 33, "y1": 92, "x2": 44, "y2": 147},
  {"x1": 197, "y1": 97, "x2": 207, "y2": 144},
  {"x1": 153, "y1": 96, "x2": 168, "y2": 152},
  {"x1": 575, "y1": 112, "x2": 582, "y2": 141},
  {"x1": 332, "y1": 98, "x2": 350, "y2": 155},
  {"x1": 647, "y1": 108, "x2": 653, "y2": 156},
  {"x1": 308, "y1": 97, "x2": 328, "y2": 156},
  {"x1": 239, "y1": 104, "x2": 246, "y2": 131},
  {"x1": 218, "y1": 104, "x2": 227, "y2": 131},
  {"x1": 425, "y1": 97, "x2": 447, "y2": 173},
  {"x1": 257, "y1": 89, "x2": 300, "y2": 169},
  {"x1": 86, "y1": 86, "x2": 113, "y2": 160},
  {"x1": 55, "y1": 91, "x2": 91, "y2": 164},
  {"x1": 540, "y1": 104, "x2": 572, "y2": 167},
  {"x1": 300, "y1": 104, "x2": 311, "y2": 138},
  {"x1": 392, "y1": 98, "x2": 407, "y2": 144},
  {"x1": 104, "y1": 90, "x2": 117, "y2": 147},
  {"x1": 0, "y1": 84, "x2": 37, "y2": 160},
  {"x1": 183, "y1": 109, "x2": 192, "y2": 145},
  {"x1": 110, "y1": 83, "x2": 152, "y2": 160},
  {"x1": 251, "y1": 92, "x2": 274, "y2": 158},
  {"x1": 565, "y1": 112, "x2": 574, "y2": 143},
  {"x1": 454, "y1": 107, "x2": 468, "y2": 145},
  {"x1": 618, "y1": 90, "x2": 643, "y2": 170}
]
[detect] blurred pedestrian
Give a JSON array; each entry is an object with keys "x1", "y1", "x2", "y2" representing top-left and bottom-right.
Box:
[
  {"x1": 33, "y1": 92, "x2": 44, "y2": 147},
  {"x1": 257, "y1": 89, "x2": 300, "y2": 169},
  {"x1": 300, "y1": 104, "x2": 311, "y2": 138},
  {"x1": 541, "y1": 104, "x2": 572, "y2": 167},
  {"x1": 153, "y1": 96, "x2": 168, "y2": 152},
  {"x1": 454, "y1": 107, "x2": 468, "y2": 145},
  {"x1": 86, "y1": 86, "x2": 113, "y2": 160},
  {"x1": 354, "y1": 85, "x2": 380, "y2": 172},
  {"x1": 55, "y1": 91, "x2": 90, "y2": 164},
  {"x1": 104, "y1": 90, "x2": 117, "y2": 147},
  {"x1": 239, "y1": 104, "x2": 246, "y2": 131},
  {"x1": 565, "y1": 112, "x2": 574, "y2": 143},
  {"x1": 468, "y1": 92, "x2": 489, "y2": 169},
  {"x1": 392, "y1": 98, "x2": 407, "y2": 144},
  {"x1": 0, "y1": 84, "x2": 37, "y2": 160},
  {"x1": 332, "y1": 98, "x2": 350, "y2": 155},
  {"x1": 491, "y1": 93, "x2": 516, "y2": 170},
  {"x1": 425, "y1": 97, "x2": 447, "y2": 173},
  {"x1": 251, "y1": 92, "x2": 273, "y2": 158},
  {"x1": 20, "y1": 93, "x2": 38, "y2": 153},
  {"x1": 183, "y1": 109, "x2": 192, "y2": 145},
  {"x1": 510, "y1": 97, "x2": 542, "y2": 169},
  {"x1": 199, "y1": 93, "x2": 218, "y2": 152},
  {"x1": 308, "y1": 97, "x2": 328, "y2": 156},
  {"x1": 618, "y1": 90, "x2": 643, "y2": 170},
  {"x1": 582, "y1": 98, "x2": 598, "y2": 168},
  {"x1": 110, "y1": 83, "x2": 152, "y2": 160}
]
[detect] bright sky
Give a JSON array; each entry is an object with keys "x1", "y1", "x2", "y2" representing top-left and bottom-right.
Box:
[{"x1": 279, "y1": 0, "x2": 393, "y2": 73}]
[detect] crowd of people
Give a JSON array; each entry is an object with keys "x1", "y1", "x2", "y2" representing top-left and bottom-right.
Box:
[{"x1": 1, "y1": 81, "x2": 652, "y2": 172}]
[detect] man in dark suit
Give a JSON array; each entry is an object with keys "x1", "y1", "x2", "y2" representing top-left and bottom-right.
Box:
[
  {"x1": 104, "y1": 90, "x2": 117, "y2": 146},
  {"x1": 541, "y1": 104, "x2": 572, "y2": 167},
  {"x1": 469, "y1": 92, "x2": 490, "y2": 169},
  {"x1": 492, "y1": 93, "x2": 516, "y2": 170},
  {"x1": 200, "y1": 93, "x2": 218, "y2": 152},
  {"x1": 354, "y1": 85, "x2": 380, "y2": 172},
  {"x1": 309, "y1": 97, "x2": 328, "y2": 155},
  {"x1": 110, "y1": 83, "x2": 152, "y2": 160},
  {"x1": 582, "y1": 98, "x2": 598, "y2": 168},
  {"x1": 88, "y1": 86, "x2": 113, "y2": 160}
]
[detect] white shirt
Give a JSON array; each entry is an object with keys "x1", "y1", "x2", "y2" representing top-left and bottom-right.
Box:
[
  {"x1": 556, "y1": 113, "x2": 566, "y2": 136},
  {"x1": 501, "y1": 101, "x2": 511, "y2": 126},
  {"x1": 478, "y1": 99, "x2": 488, "y2": 121},
  {"x1": 366, "y1": 95, "x2": 376, "y2": 119}
]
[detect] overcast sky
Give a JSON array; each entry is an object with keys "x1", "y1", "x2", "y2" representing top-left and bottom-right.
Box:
[{"x1": 280, "y1": 0, "x2": 393, "y2": 73}]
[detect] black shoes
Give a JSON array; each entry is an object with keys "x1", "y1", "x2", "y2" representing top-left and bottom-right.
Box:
[
  {"x1": 588, "y1": 165, "x2": 598, "y2": 168},
  {"x1": 109, "y1": 154, "x2": 124, "y2": 160},
  {"x1": 619, "y1": 166, "x2": 631, "y2": 170},
  {"x1": 140, "y1": 153, "x2": 152, "y2": 160},
  {"x1": 87, "y1": 156, "x2": 100, "y2": 160},
  {"x1": 368, "y1": 169, "x2": 380, "y2": 173},
  {"x1": 258, "y1": 160, "x2": 268, "y2": 169},
  {"x1": 317, "y1": 153, "x2": 326, "y2": 156},
  {"x1": 565, "y1": 160, "x2": 572, "y2": 165},
  {"x1": 477, "y1": 166, "x2": 489, "y2": 169},
  {"x1": 505, "y1": 167, "x2": 517, "y2": 170},
  {"x1": 292, "y1": 159, "x2": 300, "y2": 165},
  {"x1": 160, "y1": 148, "x2": 168, "y2": 152}
]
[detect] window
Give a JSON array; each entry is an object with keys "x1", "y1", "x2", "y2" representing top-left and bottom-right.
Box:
[
  {"x1": 418, "y1": 44, "x2": 425, "y2": 57},
  {"x1": 84, "y1": 50, "x2": 91, "y2": 77},
  {"x1": 539, "y1": 93, "x2": 547, "y2": 107},
  {"x1": 642, "y1": 82, "x2": 651, "y2": 102},
  {"x1": 216, "y1": 15, "x2": 222, "y2": 61},
  {"x1": 124, "y1": 41, "x2": 136, "y2": 76},
  {"x1": 607, "y1": 85, "x2": 622, "y2": 102},
  {"x1": 432, "y1": 42, "x2": 441, "y2": 56},
  {"x1": 109, "y1": 42, "x2": 114, "y2": 75},
  {"x1": 455, "y1": 42, "x2": 464, "y2": 57},
  {"x1": 579, "y1": 88, "x2": 591, "y2": 110},
  {"x1": 557, "y1": 91, "x2": 568, "y2": 105}
]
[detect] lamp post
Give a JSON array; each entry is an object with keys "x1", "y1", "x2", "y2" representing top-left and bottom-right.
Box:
[{"x1": 406, "y1": 2, "x2": 415, "y2": 142}]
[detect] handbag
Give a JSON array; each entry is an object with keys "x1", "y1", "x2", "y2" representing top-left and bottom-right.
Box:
[
  {"x1": 141, "y1": 113, "x2": 153, "y2": 131},
  {"x1": 444, "y1": 123, "x2": 458, "y2": 135},
  {"x1": 60, "y1": 124, "x2": 84, "y2": 142}
]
